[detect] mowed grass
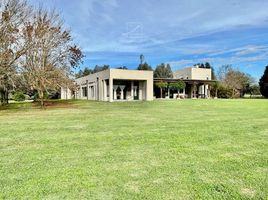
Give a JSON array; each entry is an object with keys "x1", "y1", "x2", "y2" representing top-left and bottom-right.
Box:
[{"x1": 0, "y1": 99, "x2": 268, "y2": 200}]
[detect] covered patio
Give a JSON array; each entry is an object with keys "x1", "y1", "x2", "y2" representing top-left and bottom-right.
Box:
[{"x1": 154, "y1": 78, "x2": 216, "y2": 99}]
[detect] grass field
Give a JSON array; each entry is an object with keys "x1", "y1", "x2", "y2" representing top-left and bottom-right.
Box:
[{"x1": 0, "y1": 99, "x2": 268, "y2": 199}]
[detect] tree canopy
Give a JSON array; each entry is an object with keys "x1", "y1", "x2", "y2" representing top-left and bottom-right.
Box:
[
  {"x1": 154, "y1": 63, "x2": 173, "y2": 78},
  {"x1": 0, "y1": 0, "x2": 83, "y2": 106},
  {"x1": 217, "y1": 65, "x2": 254, "y2": 98},
  {"x1": 169, "y1": 80, "x2": 186, "y2": 91},
  {"x1": 75, "y1": 65, "x2": 109, "y2": 78},
  {"x1": 137, "y1": 62, "x2": 152, "y2": 71}
]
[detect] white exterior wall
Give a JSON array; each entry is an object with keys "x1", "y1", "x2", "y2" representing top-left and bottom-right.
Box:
[
  {"x1": 191, "y1": 68, "x2": 211, "y2": 80},
  {"x1": 61, "y1": 69, "x2": 154, "y2": 102},
  {"x1": 174, "y1": 67, "x2": 212, "y2": 80},
  {"x1": 61, "y1": 87, "x2": 72, "y2": 99},
  {"x1": 110, "y1": 69, "x2": 153, "y2": 101}
]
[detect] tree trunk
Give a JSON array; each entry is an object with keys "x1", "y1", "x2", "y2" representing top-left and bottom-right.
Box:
[
  {"x1": 160, "y1": 88, "x2": 162, "y2": 99},
  {"x1": 0, "y1": 91, "x2": 3, "y2": 106},
  {"x1": 0, "y1": 90, "x2": 8, "y2": 105},
  {"x1": 38, "y1": 90, "x2": 45, "y2": 108},
  {"x1": 5, "y1": 90, "x2": 8, "y2": 104}
]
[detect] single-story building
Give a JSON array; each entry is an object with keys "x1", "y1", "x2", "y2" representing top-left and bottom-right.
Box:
[
  {"x1": 61, "y1": 69, "x2": 153, "y2": 102},
  {"x1": 61, "y1": 66, "x2": 215, "y2": 101}
]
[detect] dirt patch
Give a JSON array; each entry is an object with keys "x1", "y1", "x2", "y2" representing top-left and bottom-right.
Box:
[{"x1": 241, "y1": 188, "x2": 256, "y2": 198}]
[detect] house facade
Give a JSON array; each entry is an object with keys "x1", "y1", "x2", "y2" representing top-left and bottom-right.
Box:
[
  {"x1": 61, "y1": 69, "x2": 154, "y2": 102},
  {"x1": 61, "y1": 66, "x2": 215, "y2": 101}
]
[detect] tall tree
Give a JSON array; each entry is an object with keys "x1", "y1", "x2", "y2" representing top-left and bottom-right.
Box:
[
  {"x1": 22, "y1": 8, "x2": 83, "y2": 107},
  {"x1": 0, "y1": 0, "x2": 30, "y2": 105},
  {"x1": 259, "y1": 65, "x2": 268, "y2": 98},
  {"x1": 137, "y1": 62, "x2": 152, "y2": 71},
  {"x1": 154, "y1": 63, "x2": 173, "y2": 78}
]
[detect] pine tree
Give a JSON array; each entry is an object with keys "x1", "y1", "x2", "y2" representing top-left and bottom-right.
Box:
[{"x1": 259, "y1": 66, "x2": 268, "y2": 98}]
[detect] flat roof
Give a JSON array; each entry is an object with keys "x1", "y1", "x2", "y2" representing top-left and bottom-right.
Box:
[{"x1": 154, "y1": 78, "x2": 216, "y2": 83}]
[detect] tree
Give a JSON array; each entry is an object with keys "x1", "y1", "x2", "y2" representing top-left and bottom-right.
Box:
[
  {"x1": 0, "y1": 0, "x2": 30, "y2": 105},
  {"x1": 117, "y1": 66, "x2": 128, "y2": 70},
  {"x1": 217, "y1": 65, "x2": 232, "y2": 81},
  {"x1": 211, "y1": 67, "x2": 216, "y2": 80},
  {"x1": 169, "y1": 80, "x2": 186, "y2": 93},
  {"x1": 220, "y1": 66, "x2": 254, "y2": 98},
  {"x1": 75, "y1": 67, "x2": 93, "y2": 78},
  {"x1": 155, "y1": 81, "x2": 168, "y2": 98},
  {"x1": 137, "y1": 62, "x2": 152, "y2": 71},
  {"x1": 246, "y1": 84, "x2": 260, "y2": 98},
  {"x1": 93, "y1": 65, "x2": 109, "y2": 73},
  {"x1": 259, "y1": 66, "x2": 268, "y2": 98},
  {"x1": 22, "y1": 8, "x2": 83, "y2": 107},
  {"x1": 210, "y1": 81, "x2": 220, "y2": 98},
  {"x1": 83, "y1": 67, "x2": 93, "y2": 76},
  {"x1": 154, "y1": 63, "x2": 173, "y2": 78}
]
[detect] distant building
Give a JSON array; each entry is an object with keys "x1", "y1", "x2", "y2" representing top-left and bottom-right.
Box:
[{"x1": 61, "y1": 66, "x2": 215, "y2": 101}]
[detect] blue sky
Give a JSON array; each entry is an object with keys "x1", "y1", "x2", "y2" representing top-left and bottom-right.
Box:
[{"x1": 28, "y1": 0, "x2": 268, "y2": 80}]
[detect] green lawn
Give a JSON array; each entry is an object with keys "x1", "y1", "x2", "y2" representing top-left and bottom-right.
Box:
[{"x1": 0, "y1": 99, "x2": 268, "y2": 200}]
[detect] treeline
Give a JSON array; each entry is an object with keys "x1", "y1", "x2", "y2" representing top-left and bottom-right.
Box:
[{"x1": 0, "y1": 0, "x2": 83, "y2": 106}]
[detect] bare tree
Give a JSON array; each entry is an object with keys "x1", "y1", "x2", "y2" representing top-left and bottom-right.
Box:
[
  {"x1": 219, "y1": 66, "x2": 254, "y2": 98},
  {"x1": 0, "y1": 0, "x2": 30, "y2": 105},
  {"x1": 22, "y1": 8, "x2": 83, "y2": 107}
]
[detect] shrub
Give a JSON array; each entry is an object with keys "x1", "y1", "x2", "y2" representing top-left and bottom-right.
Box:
[
  {"x1": 13, "y1": 92, "x2": 26, "y2": 102},
  {"x1": 217, "y1": 86, "x2": 233, "y2": 98}
]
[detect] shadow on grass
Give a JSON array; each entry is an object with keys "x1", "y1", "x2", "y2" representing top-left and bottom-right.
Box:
[{"x1": 0, "y1": 100, "x2": 80, "y2": 111}]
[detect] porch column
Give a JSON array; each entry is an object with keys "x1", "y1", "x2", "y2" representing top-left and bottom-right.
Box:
[
  {"x1": 86, "y1": 80, "x2": 89, "y2": 100},
  {"x1": 119, "y1": 86, "x2": 125, "y2": 100},
  {"x1": 99, "y1": 79, "x2": 102, "y2": 101},
  {"x1": 131, "y1": 81, "x2": 134, "y2": 100},
  {"x1": 113, "y1": 85, "x2": 118, "y2": 100},
  {"x1": 94, "y1": 83, "x2": 97, "y2": 100},
  {"x1": 193, "y1": 83, "x2": 197, "y2": 98},
  {"x1": 103, "y1": 80, "x2": 107, "y2": 101},
  {"x1": 88, "y1": 86, "x2": 91, "y2": 99},
  {"x1": 204, "y1": 84, "x2": 207, "y2": 98},
  {"x1": 139, "y1": 81, "x2": 143, "y2": 100},
  {"x1": 80, "y1": 85, "x2": 82, "y2": 99},
  {"x1": 167, "y1": 88, "x2": 170, "y2": 99},
  {"x1": 109, "y1": 78, "x2": 113, "y2": 102},
  {"x1": 207, "y1": 84, "x2": 210, "y2": 98}
]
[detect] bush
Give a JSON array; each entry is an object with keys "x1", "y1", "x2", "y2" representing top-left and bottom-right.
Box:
[
  {"x1": 13, "y1": 92, "x2": 26, "y2": 102},
  {"x1": 217, "y1": 86, "x2": 233, "y2": 98}
]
